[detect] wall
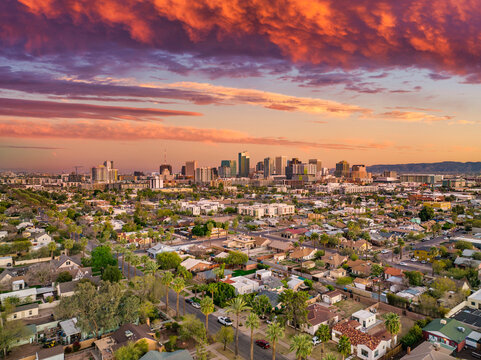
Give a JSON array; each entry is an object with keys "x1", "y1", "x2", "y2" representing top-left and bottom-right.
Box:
[
  {"x1": 39, "y1": 300, "x2": 60, "y2": 310},
  {"x1": 15, "y1": 257, "x2": 53, "y2": 265},
  {"x1": 446, "y1": 300, "x2": 467, "y2": 318}
]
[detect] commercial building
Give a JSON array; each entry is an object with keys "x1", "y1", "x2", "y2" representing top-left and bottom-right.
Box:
[
  {"x1": 195, "y1": 167, "x2": 216, "y2": 183},
  {"x1": 263, "y1": 157, "x2": 275, "y2": 178},
  {"x1": 335, "y1": 160, "x2": 350, "y2": 178},
  {"x1": 159, "y1": 164, "x2": 172, "y2": 176},
  {"x1": 185, "y1": 161, "x2": 198, "y2": 179},
  {"x1": 148, "y1": 175, "x2": 163, "y2": 189},
  {"x1": 238, "y1": 151, "x2": 250, "y2": 177},
  {"x1": 237, "y1": 203, "x2": 295, "y2": 218},
  {"x1": 351, "y1": 165, "x2": 369, "y2": 180},
  {"x1": 219, "y1": 160, "x2": 236, "y2": 178},
  {"x1": 91, "y1": 161, "x2": 118, "y2": 184},
  {"x1": 275, "y1": 156, "x2": 287, "y2": 175},
  {"x1": 400, "y1": 174, "x2": 443, "y2": 184},
  {"x1": 308, "y1": 159, "x2": 322, "y2": 174}
]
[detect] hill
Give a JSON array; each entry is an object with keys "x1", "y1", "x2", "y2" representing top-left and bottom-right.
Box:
[{"x1": 367, "y1": 161, "x2": 481, "y2": 174}]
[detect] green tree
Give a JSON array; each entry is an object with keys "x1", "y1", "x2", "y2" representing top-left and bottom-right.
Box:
[
  {"x1": 337, "y1": 335, "x2": 351, "y2": 360},
  {"x1": 404, "y1": 271, "x2": 423, "y2": 286},
  {"x1": 114, "y1": 339, "x2": 148, "y2": 360},
  {"x1": 383, "y1": 312, "x2": 401, "y2": 346},
  {"x1": 171, "y1": 277, "x2": 185, "y2": 319},
  {"x1": 91, "y1": 245, "x2": 117, "y2": 273},
  {"x1": 315, "y1": 324, "x2": 331, "y2": 353},
  {"x1": 156, "y1": 252, "x2": 182, "y2": 270},
  {"x1": 246, "y1": 313, "x2": 260, "y2": 360},
  {"x1": 102, "y1": 265, "x2": 123, "y2": 282},
  {"x1": 266, "y1": 322, "x2": 285, "y2": 360},
  {"x1": 56, "y1": 271, "x2": 73, "y2": 283},
  {"x1": 64, "y1": 239, "x2": 74, "y2": 256},
  {"x1": 226, "y1": 296, "x2": 251, "y2": 356},
  {"x1": 200, "y1": 297, "x2": 214, "y2": 333},
  {"x1": 290, "y1": 334, "x2": 313, "y2": 360},
  {"x1": 419, "y1": 206, "x2": 435, "y2": 222},
  {"x1": 47, "y1": 241, "x2": 57, "y2": 259},
  {"x1": 180, "y1": 314, "x2": 207, "y2": 343},
  {"x1": 371, "y1": 264, "x2": 384, "y2": 277},
  {"x1": 0, "y1": 305, "x2": 28, "y2": 357},
  {"x1": 161, "y1": 271, "x2": 173, "y2": 312},
  {"x1": 322, "y1": 354, "x2": 337, "y2": 360},
  {"x1": 225, "y1": 251, "x2": 248, "y2": 267},
  {"x1": 278, "y1": 289, "x2": 308, "y2": 331},
  {"x1": 216, "y1": 326, "x2": 234, "y2": 351},
  {"x1": 252, "y1": 294, "x2": 272, "y2": 318}
]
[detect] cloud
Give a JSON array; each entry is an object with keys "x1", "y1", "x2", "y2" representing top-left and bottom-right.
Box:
[
  {"x1": 0, "y1": 119, "x2": 393, "y2": 151},
  {"x1": 0, "y1": 145, "x2": 63, "y2": 150},
  {"x1": 2, "y1": 0, "x2": 481, "y2": 81},
  {"x1": 377, "y1": 110, "x2": 454, "y2": 123},
  {"x1": 0, "y1": 97, "x2": 202, "y2": 121}
]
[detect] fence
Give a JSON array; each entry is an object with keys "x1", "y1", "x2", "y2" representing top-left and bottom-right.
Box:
[
  {"x1": 15, "y1": 257, "x2": 53, "y2": 265},
  {"x1": 446, "y1": 300, "x2": 467, "y2": 318},
  {"x1": 380, "y1": 344, "x2": 402, "y2": 360}
]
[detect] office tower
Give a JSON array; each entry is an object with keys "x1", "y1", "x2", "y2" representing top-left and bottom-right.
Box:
[
  {"x1": 219, "y1": 160, "x2": 237, "y2": 178},
  {"x1": 263, "y1": 157, "x2": 274, "y2": 178},
  {"x1": 292, "y1": 163, "x2": 317, "y2": 176},
  {"x1": 149, "y1": 175, "x2": 163, "y2": 189},
  {"x1": 351, "y1": 165, "x2": 368, "y2": 180},
  {"x1": 185, "y1": 161, "x2": 198, "y2": 179},
  {"x1": 285, "y1": 158, "x2": 301, "y2": 179},
  {"x1": 238, "y1": 151, "x2": 250, "y2": 178},
  {"x1": 309, "y1": 159, "x2": 322, "y2": 174},
  {"x1": 275, "y1": 156, "x2": 287, "y2": 175},
  {"x1": 91, "y1": 160, "x2": 118, "y2": 183},
  {"x1": 195, "y1": 167, "x2": 215, "y2": 183},
  {"x1": 181, "y1": 165, "x2": 186, "y2": 176},
  {"x1": 335, "y1": 160, "x2": 350, "y2": 178},
  {"x1": 159, "y1": 164, "x2": 173, "y2": 176},
  {"x1": 256, "y1": 161, "x2": 264, "y2": 172}
]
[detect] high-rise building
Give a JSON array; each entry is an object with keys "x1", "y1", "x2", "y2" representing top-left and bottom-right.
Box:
[
  {"x1": 91, "y1": 160, "x2": 118, "y2": 183},
  {"x1": 185, "y1": 161, "x2": 198, "y2": 179},
  {"x1": 238, "y1": 151, "x2": 250, "y2": 178},
  {"x1": 351, "y1": 165, "x2": 368, "y2": 180},
  {"x1": 219, "y1": 160, "x2": 237, "y2": 178},
  {"x1": 149, "y1": 175, "x2": 163, "y2": 189},
  {"x1": 286, "y1": 158, "x2": 301, "y2": 179},
  {"x1": 263, "y1": 157, "x2": 274, "y2": 178},
  {"x1": 256, "y1": 161, "x2": 264, "y2": 172},
  {"x1": 309, "y1": 159, "x2": 322, "y2": 175},
  {"x1": 195, "y1": 167, "x2": 216, "y2": 183},
  {"x1": 275, "y1": 156, "x2": 287, "y2": 175},
  {"x1": 159, "y1": 164, "x2": 173, "y2": 176},
  {"x1": 335, "y1": 160, "x2": 350, "y2": 178}
]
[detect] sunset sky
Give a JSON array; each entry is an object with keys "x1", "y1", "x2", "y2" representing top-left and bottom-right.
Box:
[{"x1": 0, "y1": 0, "x2": 480, "y2": 173}]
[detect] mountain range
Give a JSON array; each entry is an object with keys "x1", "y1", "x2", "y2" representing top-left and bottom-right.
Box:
[{"x1": 367, "y1": 161, "x2": 481, "y2": 174}]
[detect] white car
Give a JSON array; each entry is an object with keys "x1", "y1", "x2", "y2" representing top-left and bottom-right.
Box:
[
  {"x1": 410, "y1": 258, "x2": 417, "y2": 262},
  {"x1": 312, "y1": 336, "x2": 321, "y2": 346},
  {"x1": 218, "y1": 316, "x2": 233, "y2": 326},
  {"x1": 191, "y1": 302, "x2": 200, "y2": 309},
  {"x1": 399, "y1": 262, "x2": 408, "y2": 266},
  {"x1": 381, "y1": 250, "x2": 390, "y2": 254}
]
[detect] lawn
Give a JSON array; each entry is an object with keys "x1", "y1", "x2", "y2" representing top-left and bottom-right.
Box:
[
  {"x1": 232, "y1": 269, "x2": 257, "y2": 277},
  {"x1": 334, "y1": 299, "x2": 365, "y2": 317},
  {"x1": 214, "y1": 344, "x2": 237, "y2": 360},
  {"x1": 310, "y1": 341, "x2": 343, "y2": 360}
]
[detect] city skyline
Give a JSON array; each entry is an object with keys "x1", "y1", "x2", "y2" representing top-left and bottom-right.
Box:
[{"x1": 1, "y1": 0, "x2": 481, "y2": 171}]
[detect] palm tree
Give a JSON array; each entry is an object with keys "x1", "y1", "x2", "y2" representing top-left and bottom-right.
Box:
[
  {"x1": 383, "y1": 312, "x2": 401, "y2": 346},
  {"x1": 290, "y1": 334, "x2": 313, "y2": 360},
  {"x1": 316, "y1": 324, "x2": 331, "y2": 353},
  {"x1": 130, "y1": 255, "x2": 141, "y2": 279},
  {"x1": 79, "y1": 237, "x2": 88, "y2": 258},
  {"x1": 226, "y1": 297, "x2": 251, "y2": 356},
  {"x1": 337, "y1": 335, "x2": 351, "y2": 360},
  {"x1": 200, "y1": 297, "x2": 214, "y2": 333},
  {"x1": 64, "y1": 239, "x2": 74, "y2": 256},
  {"x1": 266, "y1": 322, "x2": 285, "y2": 360},
  {"x1": 171, "y1": 277, "x2": 185, "y2": 319},
  {"x1": 322, "y1": 354, "x2": 337, "y2": 360},
  {"x1": 246, "y1": 313, "x2": 260, "y2": 360},
  {"x1": 207, "y1": 283, "x2": 217, "y2": 299},
  {"x1": 161, "y1": 271, "x2": 173, "y2": 311},
  {"x1": 47, "y1": 241, "x2": 56, "y2": 259},
  {"x1": 310, "y1": 232, "x2": 320, "y2": 247},
  {"x1": 144, "y1": 260, "x2": 159, "y2": 301},
  {"x1": 398, "y1": 239, "x2": 405, "y2": 259}
]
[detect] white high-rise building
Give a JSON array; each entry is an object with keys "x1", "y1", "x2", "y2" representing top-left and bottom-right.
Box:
[{"x1": 275, "y1": 156, "x2": 287, "y2": 175}]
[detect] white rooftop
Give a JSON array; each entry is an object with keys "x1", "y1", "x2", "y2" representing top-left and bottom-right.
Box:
[{"x1": 352, "y1": 309, "x2": 375, "y2": 320}]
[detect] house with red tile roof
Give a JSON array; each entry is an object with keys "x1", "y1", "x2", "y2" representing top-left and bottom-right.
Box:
[
  {"x1": 301, "y1": 303, "x2": 339, "y2": 335},
  {"x1": 384, "y1": 267, "x2": 403, "y2": 280},
  {"x1": 332, "y1": 319, "x2": 394, "y2": 360}
]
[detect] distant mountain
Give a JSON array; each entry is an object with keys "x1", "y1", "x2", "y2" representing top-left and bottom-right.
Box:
[{"x1": 367, "y1": 161, "x2": 481, "y2": 174}]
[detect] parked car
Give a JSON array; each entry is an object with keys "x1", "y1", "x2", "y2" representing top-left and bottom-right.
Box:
[
  {"x1": 421, "y1": 260, "x2": 427, "y2": 264},
  {"x1": 399, "y1": 262, "x2": 408, "y2": 266},
  {"x1": 381, "y1": 249, "x2": 390, "y2": 254},
  {"x1": 410, "y1": 258, "x2": 417, "y2": 262},
  {"x1": 218, "y1": 316, "x2": 233, "y2": 326},
  {"x1": 185, "y1": 298, "x2": 194, "y2": 304},
  {"x1": 312, "y1": 336, "x2": 321, "y2": 345},
  {"x1": 256, "y1": 340, "x2": 270, "y2": 349}
]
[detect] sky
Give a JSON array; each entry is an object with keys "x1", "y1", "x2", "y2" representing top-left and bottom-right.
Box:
[{"x1": 0, "y1": 0, "x2": 480, "y2": 173}]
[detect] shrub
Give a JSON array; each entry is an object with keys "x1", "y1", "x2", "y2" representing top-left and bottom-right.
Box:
[{"x1": 72, "y1": 342, "x2": 81, "y2": 352}]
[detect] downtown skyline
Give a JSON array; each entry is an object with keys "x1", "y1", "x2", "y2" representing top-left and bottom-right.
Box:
[{"x1": 1, "y1": 0, "x2": 481, "y2": 171}]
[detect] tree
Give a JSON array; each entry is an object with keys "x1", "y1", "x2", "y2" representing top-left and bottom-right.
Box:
[
  {"x1": 91, "y1": 245, "x2": 117, "y2": 273},
  {"x1": 156, "y1": 252, "x2": 182, "y2": 270},
  {"x1": 384, "y1": 312, "x2": 401, "y2": 346},
  {"x1": 278, "y1": 290, "x2": 308, "y2": 331},
  {"x1": 246, "y1": 313, "x2": 260, "y2": 360},
  {"x1": 315, "y1": 324, "x2": 331, "y2": 353},
  {"x1": 143, "y1": 260, "x2": 160, "y2": 303},
  {"x1": 161, "y1": 271, "x2": 173, "y2": 312},
  {"x1": 252, "y1": 294, "x2": 272, "y2": 318},
  {"x1": 322, "y1": 354, "x2": 337, "y2": 360},
  {"x1": 290, "y1": 334, "x2": 313, "y2": 360},
  {"x1": 171, "y1": 277, "x2": 185, "y2": 319},
  {"x1": 114, "y1": 339, "x2": 148, "y2": 360},
  {"x1": 129, "y1": 255, "x2": 141, "y2": 280},
  {"x1": 200, "y1": 297, "x2": 214, "y2": 333},
  {"x1": 79, "y1": 237, "x2": 88, "y2": 258},
  {"x1": 56, "y1": 271, "x2": 73, "y2": 283},
  {"x1": 64, "y1": 239, "x2": 74, "y2": 256},
  {"x1": 404, "y1": 271, "x2": 423, "y2": 286},
  {"x1": 216, "y1": 326, "x2": 234, "y2": 351},
  {"x1": 207, "y1": 282, "x2": 217, "y2": 299},
  {"x1": 337, "y1": 335, "x2": 351, "y2": 360},
  {"x1": 102, "y1": 265, "x2": 123, "y2": 282},
  {"x1": 212, "y1": 282, "x2": 236, "y2": 307},
  {"x1": 226, "y1": 296, "x2": 251, "y2": 356},
  {"x1": 419, "y1": 206, "x2": 435, "y2": 222},
  {"x1": 47, "y1": 241, "x2": 57, "y2": 258},
  {"x1": 225, "y1": 251, "x2": 248, "y2": 267},
  {"x1": 180, "y1": 314, "x2": 206, "y2": 343},
  {"x1": 0, "y1": 306, "x2": 28, "y2": 357},
  {"x1": 266, "y1": 322, "x2": 285, "y2": 360},
  {"x1": 371, "y1": 264, "x2": 384, "y2": 277},
  {"x1": 398, "y1": 239, "x2": 405, "y2": 259}
]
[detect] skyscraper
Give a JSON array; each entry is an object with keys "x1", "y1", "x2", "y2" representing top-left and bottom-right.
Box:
[
  {"x1": 91, "y1": 160, "x2": 118, "y2": 183},
  {"x1": 159, "y1": 164, "x2": 173, "y2": 176},
  {"x1": 335, "y1": 160, "x2": 350, "y2": 178},
  {"x1": 185, "y1": 161, "x2": 198, "y2": 179},
  {"x1": 309, "y1": 159, "x2": 322, "y2": 175},
  {"x1": 219, "y1": 160, "x2": 237, "y2": 178},
  {"x1": 351, "y1": 165, "x2": 368, "y2": 180},
  {"x1": 263, "y1": 157, "x2": 274, "y2": 178},
  {"x1": 275, "y1": 156, "x2": 287, "y2": 175},
  {"x1": 238, "y1": 151, "x2": 250, "y2": 178}
]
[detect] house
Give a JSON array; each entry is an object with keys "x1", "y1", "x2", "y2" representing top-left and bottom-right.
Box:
[
  {"x1": 352, "y1": 310, "x2": 377, "y2": 329},
  {"x1": 140, "y1": 350, "x2": 194, "y2": 360},
  {"x1": 354, "y1": 278, "x2": 372, "y2": 290},
  {"x1": 400, "y1": 341, "x2": 456, "y2": 360},
  {"x1": 180, "y1": 258, "x2": 213, "y2": 273},
  {"x1": 223, "y1": 235, "x2": 256, "y2": 249},
  {"x1": 351, "y1": 262, "x2": 373, "y2": 277},
  {"x1": 242, "y1": 260, "x2": 258, "y2": 271},
  {"x1": 287, "y1": 276, "x2": 305, "y2": 290},
  {"x1": 322, "y1": 290, "x2": 343, "y2": 305},
  {"x1": 322, "y1": 252, "x2": 347, "y2": 269},
  {"x1": 258, "y1": 289, "x2": 281, "y2": 309},
  {"x1": 255, "y1": 269, "x2": 272, "y2": 280},
  {"x1": 224, "y1": 276, "x2": 259, "y2": 295},
  {"x1": 254, "y1": 237, "x2": 271, "y2": 248},
  {"x1": 0, "y1": 287, "x2": 37, "y2": 304},
  {"x1": 281, "y1": 228, "x2": 308, "y2": 239},
  {"x1": 329, "y1": 268, "x2": 347, "y2": 279},
  {"x1": 59, "y1": 318, "x2": 82, "y2": 344},
  {"x1": 422, "y1": 318, "x2": 472, "y2": 352},
  {"x1": 94, "y1": 323, "x2": 158, "y2": 360},
  {"x1": 301, "y1": 303, "x2": 339, "y2": 335},
  {"x1": 453, "y1": 257, "x2": 481, "y2": 269},
  {"x1": 36, "y1": 346, "x2": 64, "y2": 360},
  {"x1": 147, "y1": 243, "x2": 176, "y2": 259},
  {"x1": 268, "y1": 240, "x2": 293, "y2": 253},
  {"x1": 384, "y1": 267, "x2": 403, "y2": 280},
  {"x1": 467, "y1": 288, "x2": 481, "y2": 309},
  {"x1": 31, "y1": 233, "x2": 53, "y2": 250},
  {"x1": 51, "y1": 255, "x2": 81, "y2": 271},
  {"x1": 332, "y1": 320, "x2": 394, "y2": 360},
  {"x1": 0, "y1": 256, "x2": 13, "y2": 268},
  {"x1": 290, "y1": 247, "x2": 316, "y2": 261},
  {"x1": 7, "y1": 303, "x2": 39, "y2": 321}
]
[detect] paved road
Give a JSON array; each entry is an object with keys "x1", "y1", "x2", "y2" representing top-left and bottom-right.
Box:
[{"x1": 167, "y1": 291, "x2": 288, "y2": 360}]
